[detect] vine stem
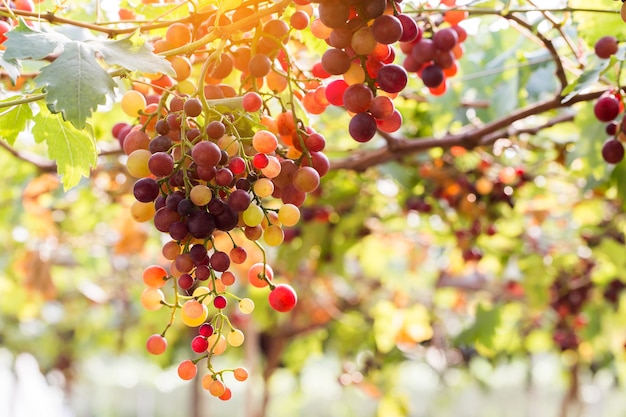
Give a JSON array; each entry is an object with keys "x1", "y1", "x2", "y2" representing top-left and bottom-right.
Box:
[{"x1": 331, "y1": 90, "x2": 609, "y2": 171}]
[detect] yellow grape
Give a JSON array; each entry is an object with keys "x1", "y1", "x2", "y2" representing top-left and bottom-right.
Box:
[
  {"x1": 121, "y1": 90, "x2": 147, "y2": 118},
  {"x1": 253, "y1": 177, "x2": 274, "y2": 198},
  {"x1": 126, "y1": 149, "x2": 152, "y2": 178},
  {"x1": 262, "y1": 211, "x2": 280, "y2": 228},
  {"x1": 343, "y1": 61, "x2": 366, "y2": 85},
  {"x1": 263, "y1": 224, "x2": 284, "y2": 246},
  {"x1": 278, "y1": 203, "x2": 300, "y2": 227},
  {"x1": 177, "y1": 79, "x2": 195, "y2": 95},
  {"x1": 227, "y1": 329, "x2": 245, "y2": 347},
  {"x1": 193, "y1": 286, "x2": 212, "y2": 305},
  {"x1": 207, "y1": 334, "x2": 227, "y2": 355},
  {"x1": 140, "y1": 287, "x2": 164, "y2": 311},
  {"x1": 190, "y1": 184, "x2": 213, "y2": 206},
  {"x1": 239, "y1": 298, "x2": 255, "y2": 314},
  {"x1": 181, "y1": 303, "x2": 208, "y2": 327},
  {"x1": 168, "y1": 55, "x2": 192, "y2": 82},
  {"x1": 182, "y1": 299, "x2": 205, "y2": 319},
  {"x1": 242, "y1": 204, "x2": 264, "y2": 227},
  {"x1": 130, "y1": 200, "x2": 156, "y2": 223},
  {"x1": 218, "y1": 135, "x2": 240, "y2": 157}
]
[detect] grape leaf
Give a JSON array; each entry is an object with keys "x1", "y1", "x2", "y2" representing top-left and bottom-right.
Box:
[
  {"x1": 36, "y1": 41, "x2": 116, "y2": 130},
  {"x1": 0, "y1": 50, "x2": 20, "y2": 83},
  {"x1": 3, "y1": 19, "x2": 70, "y2": 60},
  {"x1": 87, "y1": 33, "x2": 175, "y2": 77},
  {"x1": 561, "y1": 57, "x2": 610, "y2": 103},
  {"x1": 0, "y1": 99, "x2": 33, "y2": 146},
  {"x1": 32, "y1": 104, "x2": 97, "y2": 190}
]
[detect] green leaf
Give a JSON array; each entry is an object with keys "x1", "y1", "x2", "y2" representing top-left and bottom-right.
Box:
[
  {"x1": 36, "y1": 41, "x2": 115, "y2": 129},
  {"x1": 0, "y1": 100, "x2": 33, "y2": 146},
  {"x1": 561, "y1": 58, "x2": 610, "y2": 103},
  {"x1": 0, "y1": 50, "x2": 21, "y2": 83},
  {"x1": 3, "y1": 19, "x2": 70, "y2": 60},
  {"x1": 32, "y1": 104, "x2": 97, "y2": 190},
  {"x1": 87, "y1": 33, "x2": 175, "y2": 77}
]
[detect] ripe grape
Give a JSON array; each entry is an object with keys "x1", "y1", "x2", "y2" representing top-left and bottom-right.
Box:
[
  {"x1": 595, "y1": 36, "x2": 619, "y2": 59},
  {"x1": 249, "y1": 54, "x2": 272, "y2": 78},
  {"x1": 343, "y1": 84, "x2": 374, "y2": 114},
  {"x1": 269, "y1": 283, "x2": 298, "y2": 312},
  {"x1": 421, "y1": 64, "x2": 445, "y2": 88},
  {"x1": 321, "y1": 48, "x2": 352, "y2": 75},
  {"x1": 184, "y1": 98, "x2": 203, "y2": 117},
  {"x1": 192, "y1": 141, "x2": 222, "y2": 167},
  {"x1": 121, "y1": 90, "x2": 146, "y2": 117},
  {"x1": 133, "y1": 178, "x2": 160, "y2": 203},
  {"x1": 377, "y1": 64, "x2": 408, "y2": 94},
  {"x1": 594, "y1": 96, "x2": 621, "y2": 122},
  {"x1": 433, "y1": 28, "x2": 459, "y2": 52},
  {"x1": 148, "y1": 152, "x2": 175, "y2": 177},
  {"x1": 602, "y1": 139, "x2": 625, "y2": 164},
  {"x1": 371, "y1": 15, "x2": 403, "y2": 45},
  {"x1": 177, "y1": 360, "x2": 197, "y2": 380},
  {"x1": 143, "y1": 265, "x2": 168, "y2": 288},
  {"x1": 349, "y1": 112, "x2": 378, "y2": 142},
  {"x1": 146, "y1": 334, "x2": 168, "y2": 355}
]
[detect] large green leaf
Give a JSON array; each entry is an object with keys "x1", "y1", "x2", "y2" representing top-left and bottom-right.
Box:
[
  {"x1": 0, "y1": 100, "x2": 33, "y2": 146},
  {"x1": 32, "y1": 104, "x2": 97, "y2": 190},
  {"x1": 87, "y1": 33, "x2": 174, "y2": 77},
  {"x1": 3, "y1": 19, "x2": 70, "y2": 60},
  {"x1": 36, "y1": 41, "x2": 116, "y2": 130}
]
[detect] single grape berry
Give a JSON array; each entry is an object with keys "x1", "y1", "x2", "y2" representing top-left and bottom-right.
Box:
[
  {"x1": 594, "y1": 36, "x2": 619, "y2": 59},
  {"x1": 268, "y1": 283, "x2": 298, "y2": 312},
  {"x1": 602, "y1": 139, "x2": 625, "y2": 164},
  {"x1": 594, "y1": 96, "x2": 621, "y2": 122}
]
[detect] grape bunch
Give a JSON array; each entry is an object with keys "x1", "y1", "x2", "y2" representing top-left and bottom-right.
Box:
[
  {"x1": 304, "y1": 0, "x2": 467, "y2": 143},
  {"x1": 549, "y1": 261, "x2": 594, "y2": 352},
  {"x1": 115, "y1": 85, "x2": 328, "y2": 398},
  {"x1": 592, "y1": 36, "x2": 626, "y2": 164}
]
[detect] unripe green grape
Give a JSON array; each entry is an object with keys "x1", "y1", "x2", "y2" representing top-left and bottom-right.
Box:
[
  {"x1": 263, "y1": 224, "x2": 284, "y2": 246},
  {"x1": 130, "y1": 200, "x2": 156, "y2": 222},
  {"x1": 140, "y1": 287, "x2": 164, "y2": 310},
  {"x1": 227, "y1": 329, "x2": 245, "y2": 347},
  {"x1": 190, "y1": 184, "x2": 213, "y2": 206},
  {"x1": 253, "y1": 177, "x2": 275, "y2": 198},
  {"x1": 278, "y1": 203, "x2": 300, "y2": 226},
  {"x1": 242, "y1": 204, "x2": 264, "y2": 227},
  {"x1": 126, "y1": 149, "x2": 152, "y2": 178},
  {"x1": 239, "y1": 298, "x2": 255, "y2": 314}
]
